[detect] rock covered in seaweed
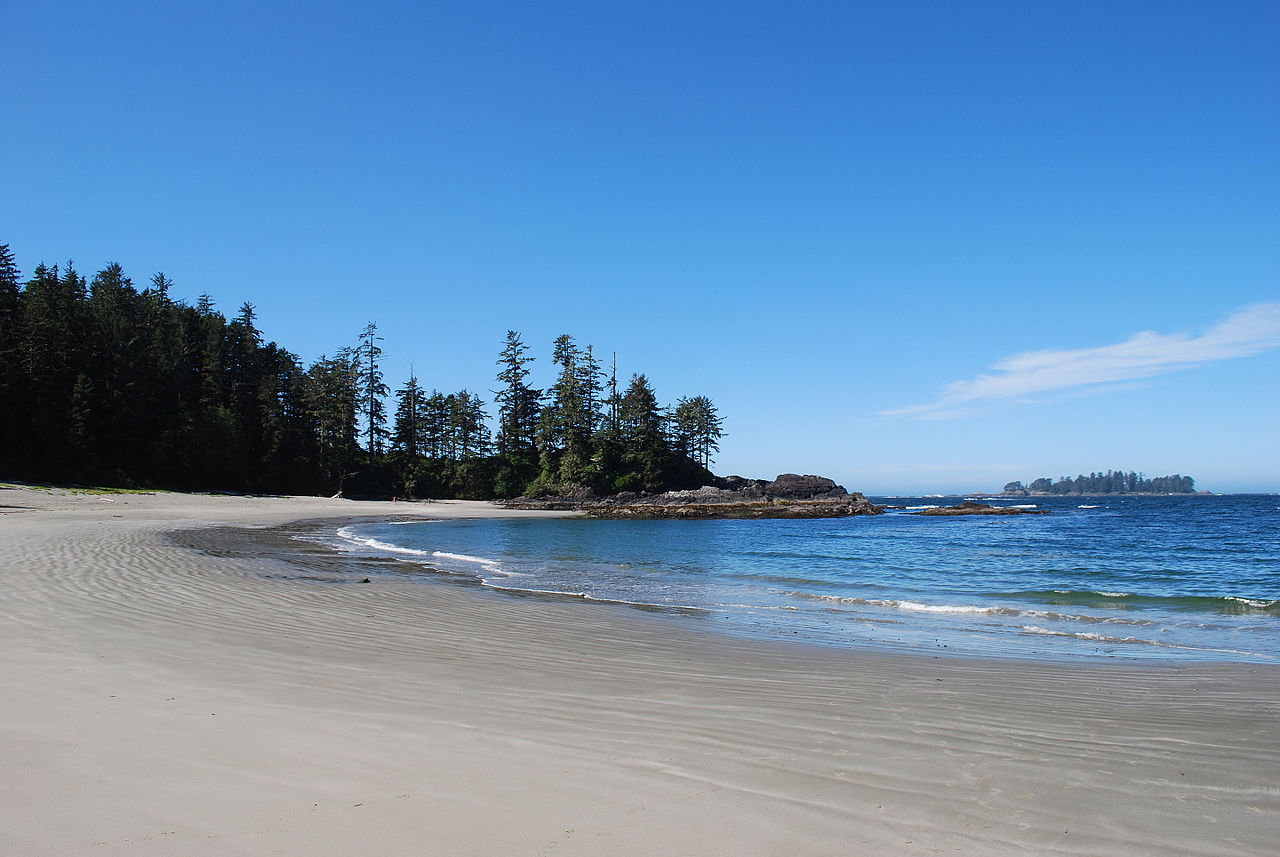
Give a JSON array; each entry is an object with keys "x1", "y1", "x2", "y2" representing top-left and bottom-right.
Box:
[{"x1": 912, "y1": 501, "x2": 1049, "y2": 516}]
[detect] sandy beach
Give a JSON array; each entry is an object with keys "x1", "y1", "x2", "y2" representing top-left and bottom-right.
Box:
[{"x1": 1, "y1": 486, "x2": 1276, "y2": 856}]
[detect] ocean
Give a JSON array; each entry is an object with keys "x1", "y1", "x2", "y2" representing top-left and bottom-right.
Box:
[{"x1": 324, "y1": 494, "x2": 1280, "y2": 663}]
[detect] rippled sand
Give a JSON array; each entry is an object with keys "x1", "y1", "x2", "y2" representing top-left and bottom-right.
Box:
[{"x1": 2, "y1": 486, "x2": 1277, "y2": 856}]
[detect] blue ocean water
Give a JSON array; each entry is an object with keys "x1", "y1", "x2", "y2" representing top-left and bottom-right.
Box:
[{"x1": 330, "y1": 495, "x2": 1280, "y2": 663}]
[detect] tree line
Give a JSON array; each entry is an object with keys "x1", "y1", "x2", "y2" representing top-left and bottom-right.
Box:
[
  {"x1": 0, "y1": 244, "x2": 723, "y2": 499},
  {"x1": 1003, "y1": 471, "x2": 1197, "y2": 495}
]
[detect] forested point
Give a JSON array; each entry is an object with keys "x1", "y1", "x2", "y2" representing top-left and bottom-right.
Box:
[
  {"x1": 0, "y1": 243, "x2": 724, "y2": 499},
  {"x1": 1002, "y1": 471, "x2": 1198, "y2": 495}
]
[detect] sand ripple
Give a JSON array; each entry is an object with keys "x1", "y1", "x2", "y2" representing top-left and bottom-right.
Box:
[{"x1": 2, "y1": 487, "x2": 1278, "y2": 856}]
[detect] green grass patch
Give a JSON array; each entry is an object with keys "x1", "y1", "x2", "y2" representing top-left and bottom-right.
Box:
[{"x1": 0, "y1": 481, "x2": 164, "y2": 495}]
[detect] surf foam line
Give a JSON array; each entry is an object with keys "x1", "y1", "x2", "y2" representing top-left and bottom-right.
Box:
[
  {"x1": 996, "y1": 589, "x2": 1280, "y2": 614},
  {"x1": 333, "y1": 527, "x2": 514, "y2": 574},
  {"x1": 477, "y1": 581, "x2": 706, "y2": 613},
  {"x1": 779, "y1": 591, "x2": 1161, "y2": 625},
  {"x1": 334, "y1": 526, "x2": 434, "y2": 557},
  {"x1": 1017, "y1": 626, "x2": 1276, "y2": 659},
  {"x1": 432, "y1": 550, "x2": 503, "y2": 569}
]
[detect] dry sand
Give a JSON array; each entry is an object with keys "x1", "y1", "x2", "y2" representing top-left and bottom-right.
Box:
[{"x1": 1, "y1": 485, "x2": 1276, "y2": 856}]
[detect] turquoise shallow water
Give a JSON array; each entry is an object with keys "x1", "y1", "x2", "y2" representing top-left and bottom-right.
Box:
[{"x1": 329, "y1": 495, "x2": 1280, "y2": 663}]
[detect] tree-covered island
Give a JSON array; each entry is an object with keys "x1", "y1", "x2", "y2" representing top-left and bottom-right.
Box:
[{"x1": 1001, "y1": 472, "x2": 1198, "y2": 495}]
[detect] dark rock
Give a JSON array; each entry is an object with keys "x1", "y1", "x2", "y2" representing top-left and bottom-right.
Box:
[
  {"x1": 913, "y1": 501, "x2": 1049, "y2": 517},
  {"x1": 584, "y1": 494, "x2": 883, "y2": 520},
  {"x1": 503, "y1": 472, "x2": 881, "y2": 519},
  {"x1": 717, "y1": 475, "x2": 767, "y2": 493},
  {"x1": 763, "y1": 473, "x2": 848, "y2": 500}
]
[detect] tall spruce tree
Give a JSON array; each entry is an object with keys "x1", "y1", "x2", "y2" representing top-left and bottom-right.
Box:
[
  {"x1": 307, "y1": 349, "x2": 360, "y2": 492},
  {"x1": 389, "y1": 371, "x2": 427, "y2": 498},
  {"x1": 19, "y1": 262, "x2": 88, "y2": 477},
  {"x1": 538, "y1": 334, "x2": 600, "y2": 487},
  {"x1": 493, "y1": 331, "x2": 542, "y2": 496},
  {"x1": 422, "y1": 391, "x2": 451, "y2": 459},
  {"x1": 87, "y1": 263, "x2": 143, "y2": 479},
  {"x1": 673, "y1": 395, "x2": 723, "y2": 469},
  {"x1": 355, "y1": 322, "x2": 389, "y2": 456},
  {"x1": 0, "y1": 245, "x2": 23, "y2": 468},
  {"x1": 448, "y1": 391, "x2": 491, "y2": 460},
  {"x1": 617, "y1": 373, "x2": 670, "y2": 493},
  {"x1": 392, "y1": 371, "x2": 426, "y2": 458}
]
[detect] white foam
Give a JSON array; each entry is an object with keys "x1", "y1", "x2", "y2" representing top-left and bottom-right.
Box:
[
  {"x1": 904, "y1": 505, "x2": 940, "y2": 510},
  {"x1": 785, "y1": 591, "x2": 1008, "y2": 615},
  {"x1": 481, "y1": 582, "x2": 701, "y2": 610},
  {"x1": 1225, "y1": 596, "x2": 1277, "y2": 608},
  {"x1": 713, "y1": 603, "x2": 800, "y2": 611},
  {"x1": 1020, "y1": 625, "x2": 1149, "y2": 644},
  {"x1": 1010, "y1": 504, "x2": 1038, "y2": 509},
  {"x1": 335, "y1": 527, "x2": 433, "y2": 557},
  {"x1": 894, "y1": 600, "x2": 1000, "y2": 614},
  {"x1": 1018, "y1": 626, "x2": 1273, "y2": 658},
  {"x1": 1078, "y1": 504, "x2": 1100, "y2": 509},
  {"x1": 432, "y1": 550, "x2": 503, "y2": 569}
]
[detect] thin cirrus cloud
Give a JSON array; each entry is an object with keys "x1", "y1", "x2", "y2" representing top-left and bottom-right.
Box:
[{"x1": 883, "y1": 302, "x2": 1280, "y2": 420}]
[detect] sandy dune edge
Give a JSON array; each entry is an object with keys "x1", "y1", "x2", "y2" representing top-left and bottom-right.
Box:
[{"x1": 1, "y1": 487, "x2": 1277, "y2": 856}]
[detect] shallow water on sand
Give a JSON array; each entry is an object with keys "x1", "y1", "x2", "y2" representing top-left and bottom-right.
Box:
[{"x1": 329, "y1": 494, "x2": 1280, "y2": 663}]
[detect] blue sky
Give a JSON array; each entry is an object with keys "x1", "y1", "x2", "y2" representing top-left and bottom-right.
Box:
[{"x1": 3, "y1": 1, "x2": 1277, "y2": 493}]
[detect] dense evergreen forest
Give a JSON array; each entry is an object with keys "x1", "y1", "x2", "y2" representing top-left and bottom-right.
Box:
[
  {"x1": 0, "y1": 244, "x2": 723, "y2": 499},
  {"x1": 1003, "y1": 471, "x2": 1197, "y2": 495}
]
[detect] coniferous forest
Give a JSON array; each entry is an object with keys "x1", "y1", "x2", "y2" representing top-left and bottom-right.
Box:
[
  {"x1": 0, "y1": 244, "x2": 723, "y2": 499},
  {"x1": 1003, "y1": 471, "x2": 1197, "y2": 495}
]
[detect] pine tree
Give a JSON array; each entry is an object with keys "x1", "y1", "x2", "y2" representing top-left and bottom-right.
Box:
[
  {"x1": 355, "y1": 322, "x2": 389, "y2": 456},
  {"x1": 539, "y1": 334, "x2": 599, "y2": 486},
  {"x1": 0, "y1": 243, "x2": 20, "y2": 336},
  {"x1": 87, "y1": 263, "x2": 144, "y2": 479},
  {"x1": 388, "y1": 372, "x2": 427, "y2": 497},
  {"x1": 223, "y1": 302, "x2": 267, "y2": 484},
  {"x1": 494, "y1": 331, "x2": 542, "y2": 456},
  {"x1": 306, "y1": 349, "x2": 360, "y2": 492},
  {"x1": 449, "y1": 390, "x2": 491, "y2": 460},
  {"x1": 617, "y1": 374, "x2": 670, "y2": 493},
  {"x1": 18, "y1": 262, "x2": 88, "y2": 477},
  {"x1": 392, "y1": 371, "x2": 426, "y2": 458},
  {"x1": 422, "y1": 391, "x2": 451, "y2": 460},
  {"x1": 136, "y1": 273, "x2": 194, "y2": 483},
  {"x1": 0, "y1": 244, "x2": 24, "y2": 467},
  {"x1": 493, "y1": 331, "x2": 542, "y2": 496},
  {"x1": 605, "y1": 352, "x2": 620, "y2": 436},
  {"x1": 577, "y1": 345, "x2": 604, "y2": 438},
  {"x1": 673, "y1": 395, "x2": 723, "y2": 469}
]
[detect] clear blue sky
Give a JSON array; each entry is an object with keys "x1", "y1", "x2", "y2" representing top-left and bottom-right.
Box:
[{"x1": 3, "y1": 1, "x2": 1277, "y2": 493}]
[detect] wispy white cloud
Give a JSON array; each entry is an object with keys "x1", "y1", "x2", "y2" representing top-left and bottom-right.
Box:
[{"x1": 882, "y1": 302, "x2": 1280, "y2": 419}]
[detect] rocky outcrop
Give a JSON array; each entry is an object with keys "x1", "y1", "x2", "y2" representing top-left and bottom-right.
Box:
[
  {"x1": 502, "y1": 474, "x2": 883, "y2": 519},
  {"x1": 582, "y1": 495, "x2": 881, "y2": 520},
  {"x1": 912, "y1": 501, "x2": 1049, "y2": 516}
]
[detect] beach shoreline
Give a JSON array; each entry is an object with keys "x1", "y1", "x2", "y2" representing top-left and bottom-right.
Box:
[{"x1": 2, "y1": 485, "x2": 1277, "y2": 856}]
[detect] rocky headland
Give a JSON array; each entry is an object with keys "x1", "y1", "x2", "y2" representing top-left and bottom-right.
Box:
[{"x1": 501, "y1": 473, "x2": 884, "y2": 519}]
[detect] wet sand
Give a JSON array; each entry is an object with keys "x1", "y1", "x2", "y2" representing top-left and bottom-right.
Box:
[{"x1": 2, "y1": 485, "x2": 1276, "y2": 855}]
